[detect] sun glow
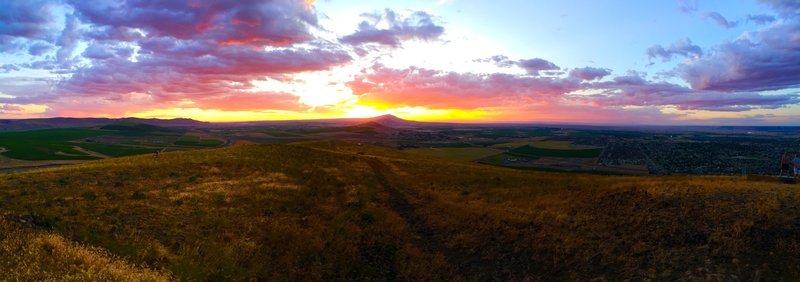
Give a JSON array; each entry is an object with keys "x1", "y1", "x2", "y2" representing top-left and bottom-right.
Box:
[
  {"x1": 129, "y1": 107, "x2": 334, "y2": 122},
  {"x1": 343, "y1": 104, "x2": 490, "y2": 122},
  {"x1": 344, "y1": 106, "x2": 386, "y2": 118}
]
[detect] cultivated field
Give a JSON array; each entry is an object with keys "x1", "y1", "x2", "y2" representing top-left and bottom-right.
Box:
[{"x1": 0, "y1": 124, "x2": 225, "y2": 165}]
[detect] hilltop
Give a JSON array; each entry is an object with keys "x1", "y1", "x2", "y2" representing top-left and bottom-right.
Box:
[
  {"x1": 361, "y1": 114, "x2": 425, "y2": 128},
  {"x1": 0, "y1": 141, "x2": 799, "y2": 280}
]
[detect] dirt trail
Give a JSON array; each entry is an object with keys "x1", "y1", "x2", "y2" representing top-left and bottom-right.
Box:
[
  {"x1": 364, "y1": 158, "x2": 457, "y2": 274},
  {"x1": 364, "y1": 157, "x2": 537, "y2": 280},
  {"x1": 72, "y1": 146, "x2": 110, "y2": 158},
  {"x1": 0, "y1": 163, "x2": 68, "y2": 174}
]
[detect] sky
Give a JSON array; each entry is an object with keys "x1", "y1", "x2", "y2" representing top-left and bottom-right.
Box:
[{"x1": 0, "y1": 0, "x2": 798, "y2": 125}]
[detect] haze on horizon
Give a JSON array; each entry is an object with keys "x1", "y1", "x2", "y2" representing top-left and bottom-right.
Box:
[{"x1": 0, "y1": 0, "x2": 798, "y2": 125}]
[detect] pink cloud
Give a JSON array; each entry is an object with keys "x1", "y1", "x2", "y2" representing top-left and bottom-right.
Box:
[
  {"x1": 340, "y1": 9, "x2": 444, "y2": 47},
  {"x1": 349, "y1": 64, "x2": 579, "y2": 109},
  {"x1": 2, "y1": 0, "x2": 352, "y2": 116},
  {"x1": 348, "y1": 65, "x2": 799, "y2": 120},
  {"x1": 0, "y1": 104, "x2": 24, "y2": 112}
]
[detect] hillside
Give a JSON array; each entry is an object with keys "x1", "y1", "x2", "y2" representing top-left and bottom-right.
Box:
[
  {"x1": 0, "y1": 118, "x2": 208, "y2": 132},
  {"x1": 0, "y1": 141, "x2": 799, "y2": 280},
  {"x1": 99, "y1": 123, "x2": 182, "y2": 133}
]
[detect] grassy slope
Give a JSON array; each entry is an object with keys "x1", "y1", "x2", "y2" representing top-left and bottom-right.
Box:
[
  {"x1": 0, "y1": 141, "x2": 798, "y2": 280},
  {"x1": 78, "y1": 143, "x2": 160, "y2": 157},
  {"x1": 0, "y1": 217, "x2": 168, "y2": 281}
]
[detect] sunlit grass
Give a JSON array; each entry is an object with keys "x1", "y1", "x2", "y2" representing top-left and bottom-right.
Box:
[
  {"x1": 0, "y1": 217, "x2": 169, "y2": 281},
  {"x1": 0, "y1": 141, "x2": 797, "y2": 280}
]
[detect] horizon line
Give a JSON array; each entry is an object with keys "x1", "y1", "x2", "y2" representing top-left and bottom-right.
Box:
[{"x1": 1, "y1": 115, "x2": 798, "y2": 127}]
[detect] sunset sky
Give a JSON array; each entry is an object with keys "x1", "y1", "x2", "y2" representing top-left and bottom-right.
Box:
[{"x1": 0, "y1": 0, "x2": 798, "y2": 124}]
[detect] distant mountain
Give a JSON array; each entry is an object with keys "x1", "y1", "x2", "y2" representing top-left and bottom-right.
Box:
[
  {"x1": 360, "y1": 114, "x2": 424, "y2": 128},
  {"x1": 0, "y1": 117, "x2": 209, "y2": 132}
]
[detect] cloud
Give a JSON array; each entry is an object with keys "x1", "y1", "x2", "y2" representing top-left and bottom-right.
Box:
[
  {"x1": 27, "y1": 41, "x2": 53, "y2": 55},
  {"x1": 0, "y1": 64, "x2": 20, "y2": 73},
  {"x1": 55, "y1": 15, "x2": 82, "y2": 65},
  {"x1": 476, "y1": 56, "x2": 561, "y2": 75},
  {"x1": 0, "y1": 0, "x2": 61, "y2": 48},
  {"x1": 677, "y1": 17, "x2": 800, "y2": 92},
  {"x1": 474, "y1": 55, "x2": 516, "y2": 67},
  {"x1": 349, "y1": 64, "x2": 579, "y2": 109},
  {"x1": 82, "y1": 44, "x2": 115, "y2": 60},
  {"x1": 0, "y1": 0, "x2": 355, "y2": 116},
  {"x1": 576, "y1": 76, "x2": 799, "y2": 112},
  {"x1": 747, "y1": 14, "x2": 777, "y2": 25},
  {"x1": 704, "y1": 12, "x2": 739, "y2": 29},
  {"x1": 569, "y1": 67, "x2": 612, "y2": 81},
  {"x1": 0, "y1": 104, "x2": 24, "y2": 112},
  {"x1": 348, "y1": 64, "x2": 799, "y2": 116},
  {"x1": 340, "y1": 9, "x2": 444, "y2": 47},
  {"x1": 54, "y1": 43, "x2": 351, "y2": 111},
  {"x1": 473, "y1": 55, "x2": 561, "y2": 76},
  {"x1": 66, "y1": 0, "x2": 318, "y2": 46},
  {"x1": 677, "y1": 0, "x2": 698, "y2": 13},
  {"x1": 759, "y1": 0, "x2": 800, "y2": 16},
  {"x1": 517, "y1": 58, "x2": 560, "y2": 75},
  {"x1": 646, "y1": 38, "x2": 703, "y2": 63},
  {"x1": 191, "y1": 92, "x2": 308, "y2": 112}
]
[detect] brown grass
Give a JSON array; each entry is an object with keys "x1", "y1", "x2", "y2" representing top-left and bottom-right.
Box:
[
  {"x1": 0, "y1": 216, "x2": 169, "y2": 281},
  {"x1": 0, "y1": 140, "x2": 798, "y2": 280}
]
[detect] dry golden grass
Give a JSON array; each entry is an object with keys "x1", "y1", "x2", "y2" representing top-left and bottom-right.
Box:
[
  {"x1": 0, "y1": 140, "x2": 798, "y2": 280},
  {"x1": 0, "y1": 216, "x2": 169, "y2": 281}
]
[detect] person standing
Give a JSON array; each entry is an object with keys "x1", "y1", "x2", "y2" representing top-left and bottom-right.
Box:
[
  {"x1": 780, "y1": 152, "x2": 792, "y2": 176},
  {"x1": 794, "y1": 154, "x2": 800, "y2": 176}
]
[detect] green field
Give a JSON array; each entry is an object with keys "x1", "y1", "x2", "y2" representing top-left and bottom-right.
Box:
[
  {"x1": 0, "y1": 129, "x2": 106, "y2": 160},
  {"x1": 174, "y1": 135, "x2": 224, "y2": 147},
  {"x1": 0, "y1": 126, "x2": 219, "y2": 161},
  {"x1": 474, "y1": 128, "x2": 553, "y2": 139},
  {"x1": 406, "y1": 147, "x2": 503, "y2": 161},
  {"x1": 508, "y1": 145, "x2": 602, "y2": 158},
  {"x1": 491, "y1": 140, "x2": 602, "y2": 150}
]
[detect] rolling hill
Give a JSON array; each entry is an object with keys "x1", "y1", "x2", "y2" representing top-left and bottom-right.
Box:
[
  {"x1": 0, "y1": 141, "x2": 798, "y2": 280},
  {"x1": 0, "y1": 118, "x2": 208, "y2": 132}
]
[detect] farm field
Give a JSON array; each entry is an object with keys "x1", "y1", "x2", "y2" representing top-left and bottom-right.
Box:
[
  {"x1": 0, "y1": 125, "x2": 225, "y2": 163},
  {"x1": 508, "y1": 144, "x2": 602, "y2": 158},
  {"x1": 1, "y1": 141, "x2": 799, "y2": 280},
  {"x1": 0, "y1": 128, "x2": 108, "y2": 160},
  {"x1": 405, "y1": 147, "x2": 503, "y2": 161},
  {"x1": 173, "y1": 135, "x2": 225, "y2": 147},
  {"x1": 490, "y1": 139, "x2": 599, "y2": 150}
]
